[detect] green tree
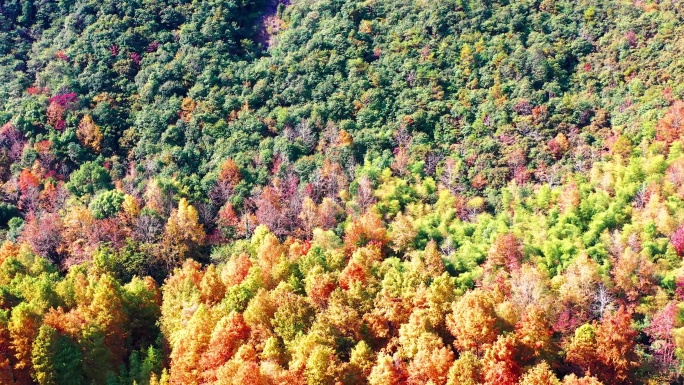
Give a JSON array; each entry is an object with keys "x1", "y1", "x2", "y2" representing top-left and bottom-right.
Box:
[
  {"x1": 31, "y1": 325, "x2": 83, "y2": 385},
  {"x1": 66, "y1": 162, "x2": 112, "y2": 197},
  {"x1": 89, "y1": 190, "x2": 125, "y2": 219}
]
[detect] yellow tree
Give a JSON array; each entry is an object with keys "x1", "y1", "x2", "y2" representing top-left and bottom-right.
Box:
[
  {"x1": 348, "y1": 340, "x2": 375, "y2": 382},
  {"x1": 199, "y1": 265, "x2": 225, "y2": 306},
  {"x1": 519, "y1": 362, "x2": 561, "y2": 385},
  {"x1": 343, "y1": 211, "x2": 388, "y2": 255},
  {"x1": 516, "y1": 304, "x2": 555, "y2": 364},
  {"x1": 368, "y1": 353, "x2": 408, "y2": 385},
  {"x1": 446, "y1": 289, "x2": 500, "y2": 354},
  {"x1": 564, "y1": 324, "x2": 599, "y2": 377},
  {"x1": 168, "y1": 305, "x2": 213, "y2": 385},
  {"x1": 389, "y1": 212, "x2": 417, "y2": 253},
  {"x1": 298, "y1": 197, "x2": 319, "y2": 239},
  {"x1": 76, "y1": 115, "x2": 103, "y2": 153},
  {"x1": 213, "y1": 345, "x2": 267, "y2": 385},
  {"x1": 160, "y1": 260, "x2": 203, "y2": 346},
  {"x1": 421, "y1": 240, "x2": 446, "y2": 279},
  {"x1": 162, "y1": 198, "x2": 206, "y2": 269},
  {"x1": 8, "y1": 302, "x2": 42, "y2": 384},
  {"x1": 83, "y1": 274, "x2": 129, "y2": 367},
  {"x1": 305, "y1": 345, "x2": 340, "y2": 385},
  {"x1": 407, "y1": 333, "x2": 454, "y2": 385},
  {"x1": 446, "y1": 351, "x2": 481, "y2": 385}
]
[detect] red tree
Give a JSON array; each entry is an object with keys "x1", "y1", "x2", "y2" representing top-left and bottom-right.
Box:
[
  {"x1": 200, "y1": 312, "x2": 251, "y2": 383},
  {"x1": 670, "y1": 224, "x2": 684, "y2": 256},
  {"x1": 656, "y1": 101, "x2": 684, "y2": 144},
  {"x1": 645, "y1": 302, "x2": 677, "y2": 377},
  {"x1": 21, "y1": 212, "x2": 63, "y2": 264}
]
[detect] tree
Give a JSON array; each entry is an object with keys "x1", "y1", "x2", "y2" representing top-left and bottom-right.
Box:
[
  {"x1": 317, "y1": 197, "x2": 342, "y2": 230},
  {"x1": 127, "y1": 347, "x2": 162, "y2": 385},
  {"x1": 9, "y1": 302, "x2": 42, "y2": 383},
  {"x1": 272, "y1": 291, "x2": 315, "y2": 343},
  {"x1": 199, "y1": 264, "x2": 225, "y2": 306},
  {"x1": 84, "y1": 274, "x2": 129, "y2": 367},
  {"x1": 389, "y1": 212, "x2": 417, "y2": 253},
  {"x1": 559, "y1": 183, "x2": 581, "y2": 213},
  {"x1": 516, "y1": 304, "x2": 554, "y2": 364},
  {"x1": 39, "y1": 181, "x2": 68, "y2": 214},
  {"x1": 564, "y1": 323, "x2": 599, "y2": 378},
  {"x1": 611, "y1": 248, "x2": 656, "y2": 303},
  {"x1": 299, "y1": 197, "x2": 318, "y2": 239},
  {"x1": 356, "y1": 176, "x2": 376, "y2": 213},
  {"x1": 20, "y1": 212, "x2": 62, "y2": 264},
  {"x1": 548, "y1": 133, "x2": 569, "y2": 159},
  {"x1": 255, "y1": 231, "x2": 288, "y2": 289},
  {"x1": 656, "y1": 100, "x2": 684, "y2": 144},
  {"x1": 446, "y1": 351, "x2": 481, "y2": 385},
  {"x1": 343, "y1": 211, "x2": 388, "y2": 255},
  {"x1": 0, "y1": 313, "x2": 15, "y2": 385},
  {"x1": 88, "y1": 190, "x2": 125, "y2": 219},
  {"x1": 59, "y1": 205, "x2": 97, "y2": 265},
  {"x1": 446, "y1": 289, "x2": 500, "y2": 354},
  {"x1": 348, "y1": 340, "x2": 375, "y2": 382},
  {"x1": 123, "y1": 277, "x2": 162, "y2": 350},
  {"x1": 243, "y1": 289, "x2": 276, "y2": 330},
  {"x1": 210, "y1": 159, "x2": 241, "y2": 206},
  {"x1": 594, "y1": 307, "x2": 638, "y2": 384},
  {"x1": 31, "y1": 325, "x2": 83, "y2": 385},
  {"x1": 509, "y1": 264, "x2": 550, "y2": 315},
  {"x1": 339, "y1": 245, "x2": 382, "y2": 291},
  {"x1": 76, "y1": 115, "x2": 103, "y2": 153},
  {"x1": 221, "y1": 253, "x2": 252, "y2": 287},
  {"x1": 304, "y1": 268, "x2": 336, "y2": 309},
  {"x1": 217, "y1": 203, "x2": 240, "y2": 240},
  {"x1": 485, "y1": 233, "x2": 523, "y2": 274},
  {"x1": 199, "y1": 312, "x2": 250, "y2": 383},
  {"x1": 407, "y1": 333, "x2": 454, "y2": 385},
  {"x1": 17, "y1": 168, "x2": 40, "y2": 212},
  {"x1": 46, "y1": 101, "x2": 66, "y2": 130},
  {"x1": 564, "y1": 307, "x2": 638, "y2": 385},
  {"x1": 168, "y1": 305, "x2": 213, "y2": 385},
  {"x1": 645, "y1": 302, "x2": 677, "y2": 378},
  {"x1": 670, "y1": 224, "x2": 684, "y2": 256},
  {"x1": 66, "y1": 162, "x2": 112, "y2": 197},
  {"x1": 305, "y1": 345, "x2": 340, "y2": 385},
  {"x1": 213, "y1": 345, "x2": 266, "y2": 385},
  {"x1": 161, "y1": 198, "x2": 206, "y2": 269},
  {"x1": 419, "y1": 240, "x2": 445, "y2": 279},
  {"x1": 481, "y1": 334, "x2": 520, "y2": 385},
  {"x1": 368, "y1": 353, "x2": 408, "y2": 385},
  {"x1": 254, "y1": 175, "x2": 302, "y2": 238},
  {"x1": 557, "y1": 254, "x2": 601, "y2": 318},
  {"x1": 519, "y1": 362, "x2": 561, "y2": 385}
]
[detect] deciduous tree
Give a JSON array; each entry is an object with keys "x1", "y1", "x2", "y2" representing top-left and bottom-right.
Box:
[
  {"x1": 162, "y1": 198, "x2": 206, "y2": 269},
  {"x1": 446, "y1": 289, "x2": 500, "y2": 354}
]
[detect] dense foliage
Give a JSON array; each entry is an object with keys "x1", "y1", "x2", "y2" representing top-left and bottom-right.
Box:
[{"x1": 2, "y1": 0, "x2": 684, "y2": 383}]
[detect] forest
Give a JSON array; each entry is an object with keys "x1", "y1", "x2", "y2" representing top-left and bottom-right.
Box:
[{"x1": 1, "y1": 0, "x2": 684, "y2": 383}]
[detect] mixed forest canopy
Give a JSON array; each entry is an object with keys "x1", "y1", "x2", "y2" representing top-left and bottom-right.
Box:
[{"x1": 2, "y1": 0, "x2": 684, "y2": 383}]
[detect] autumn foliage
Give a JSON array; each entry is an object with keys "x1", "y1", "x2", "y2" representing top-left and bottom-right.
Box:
[{"x1": 2, "y1": 0, "x2": 684, "y2": 384}]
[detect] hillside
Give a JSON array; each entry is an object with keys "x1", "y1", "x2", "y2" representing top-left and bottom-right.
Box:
[{"x1": 2, "y1": 0, "x2": 684, "y2": 384}]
